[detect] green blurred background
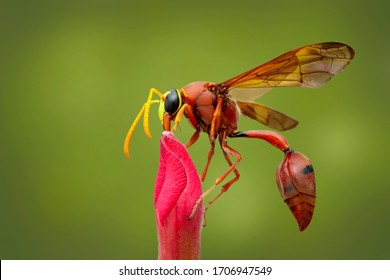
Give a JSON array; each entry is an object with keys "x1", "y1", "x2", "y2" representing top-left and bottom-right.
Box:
[{"x1": 1, "y1": 0, "x2": 389, "y2": 259}]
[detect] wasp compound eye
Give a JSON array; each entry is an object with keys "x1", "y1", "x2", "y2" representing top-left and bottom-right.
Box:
[{"x1": 164, "y1": 88, "x2": 182, "y2": 115}]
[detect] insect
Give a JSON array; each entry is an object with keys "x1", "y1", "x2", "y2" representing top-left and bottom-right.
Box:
[{"x1": 124, "y1": 42, "x2": 355, "y2": 223}]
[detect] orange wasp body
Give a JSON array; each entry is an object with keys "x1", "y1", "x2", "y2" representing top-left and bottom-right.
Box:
[{"x1": 124, "y1": 42, "x2": 354, "y2": 230}]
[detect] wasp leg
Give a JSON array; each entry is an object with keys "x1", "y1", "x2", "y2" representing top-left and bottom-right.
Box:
[
  {"x1": 183, "y1": 104, "x2": 201, "y2": 148},
  {"x1": 185, "y1": 128, "x2": 200, "y2": 149},
  {"x1": 200, "y1": 97, "x2": 224, "y2": 181},
  {"x1": 171, "y1": 104, "x2": 188, "y2": 132},
  {"x1": 201, "y1": 131, "x2": 242, "y2": 225},
  {"x1": 189, "y1": 131, "x2": 242, "y2": 220},
  {"x1": 209, "y1": 97, "x2": 223, "y2": 140},
  {"x1": 201, "y1": 139, "x2": 215, "y2": 182}
]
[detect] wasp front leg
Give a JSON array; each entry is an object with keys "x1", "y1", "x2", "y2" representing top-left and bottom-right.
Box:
[
  {"x1": 184, "y1": 104, "x2": 201, "y2": 149},
  {"x1": 185, "y1": 128, "x2": 200, "y2": 149},
  {"x1": 170, "y1": 104, "x2": 188, "y2": 132}
]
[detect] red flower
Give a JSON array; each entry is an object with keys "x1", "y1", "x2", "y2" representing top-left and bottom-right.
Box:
[
  {"x1": 276, "y1": 150, "x2": 316, "y2": 231},
  {"x1": 154, "y1": 132, "x2": 204, "y2": 259}
]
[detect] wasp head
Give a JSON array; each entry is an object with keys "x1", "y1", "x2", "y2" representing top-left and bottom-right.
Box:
[{"x1": 158, "y1": 88, "x2": 182, "y2": 123}]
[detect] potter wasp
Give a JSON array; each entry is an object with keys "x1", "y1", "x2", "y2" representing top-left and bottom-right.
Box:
[{"x1": 124, "y1": 42, "x2": 354, "y2": 229}]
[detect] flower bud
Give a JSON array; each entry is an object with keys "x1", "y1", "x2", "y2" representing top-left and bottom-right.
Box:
[{"x1": 154, "y1": 132, "x2": 203, "y2": 259}]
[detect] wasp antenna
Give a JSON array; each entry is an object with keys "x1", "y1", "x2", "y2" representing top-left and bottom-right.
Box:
[
  {"x1": 143, "y1": 88, "x2": 164, "y2": 138},
  {"x1": 143, "y1": 99, "x2": 160, "y2": 138},
  {"x1": 124, "y1": 105, "x2": 146, "y2": 157},
  {"x1": 124, "y1": 88, "x2": 164, "y2": 157}
]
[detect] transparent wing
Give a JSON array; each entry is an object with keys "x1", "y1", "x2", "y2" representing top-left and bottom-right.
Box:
[
  {"x1": 229, "y1": 87, "x2": 272, "y2": 102},
  {"x1": 236, "y1": 100, "x2": 298, "y2": 131},
  {"x1": 221, "y1": 42, "x2": 355, "y2": 93}
]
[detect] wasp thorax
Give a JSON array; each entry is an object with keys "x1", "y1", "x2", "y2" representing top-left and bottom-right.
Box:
[{"x1": 164, "y1": 88, "x2": 182, "y2": 115}]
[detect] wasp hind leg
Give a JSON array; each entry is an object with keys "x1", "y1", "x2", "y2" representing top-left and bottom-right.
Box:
[
  {"x1": 189, "y1": 131, "x2": 242, "y2": 222},
  {"x1": 201, "y1": 135, "x2": 242, "y2": 226}
]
